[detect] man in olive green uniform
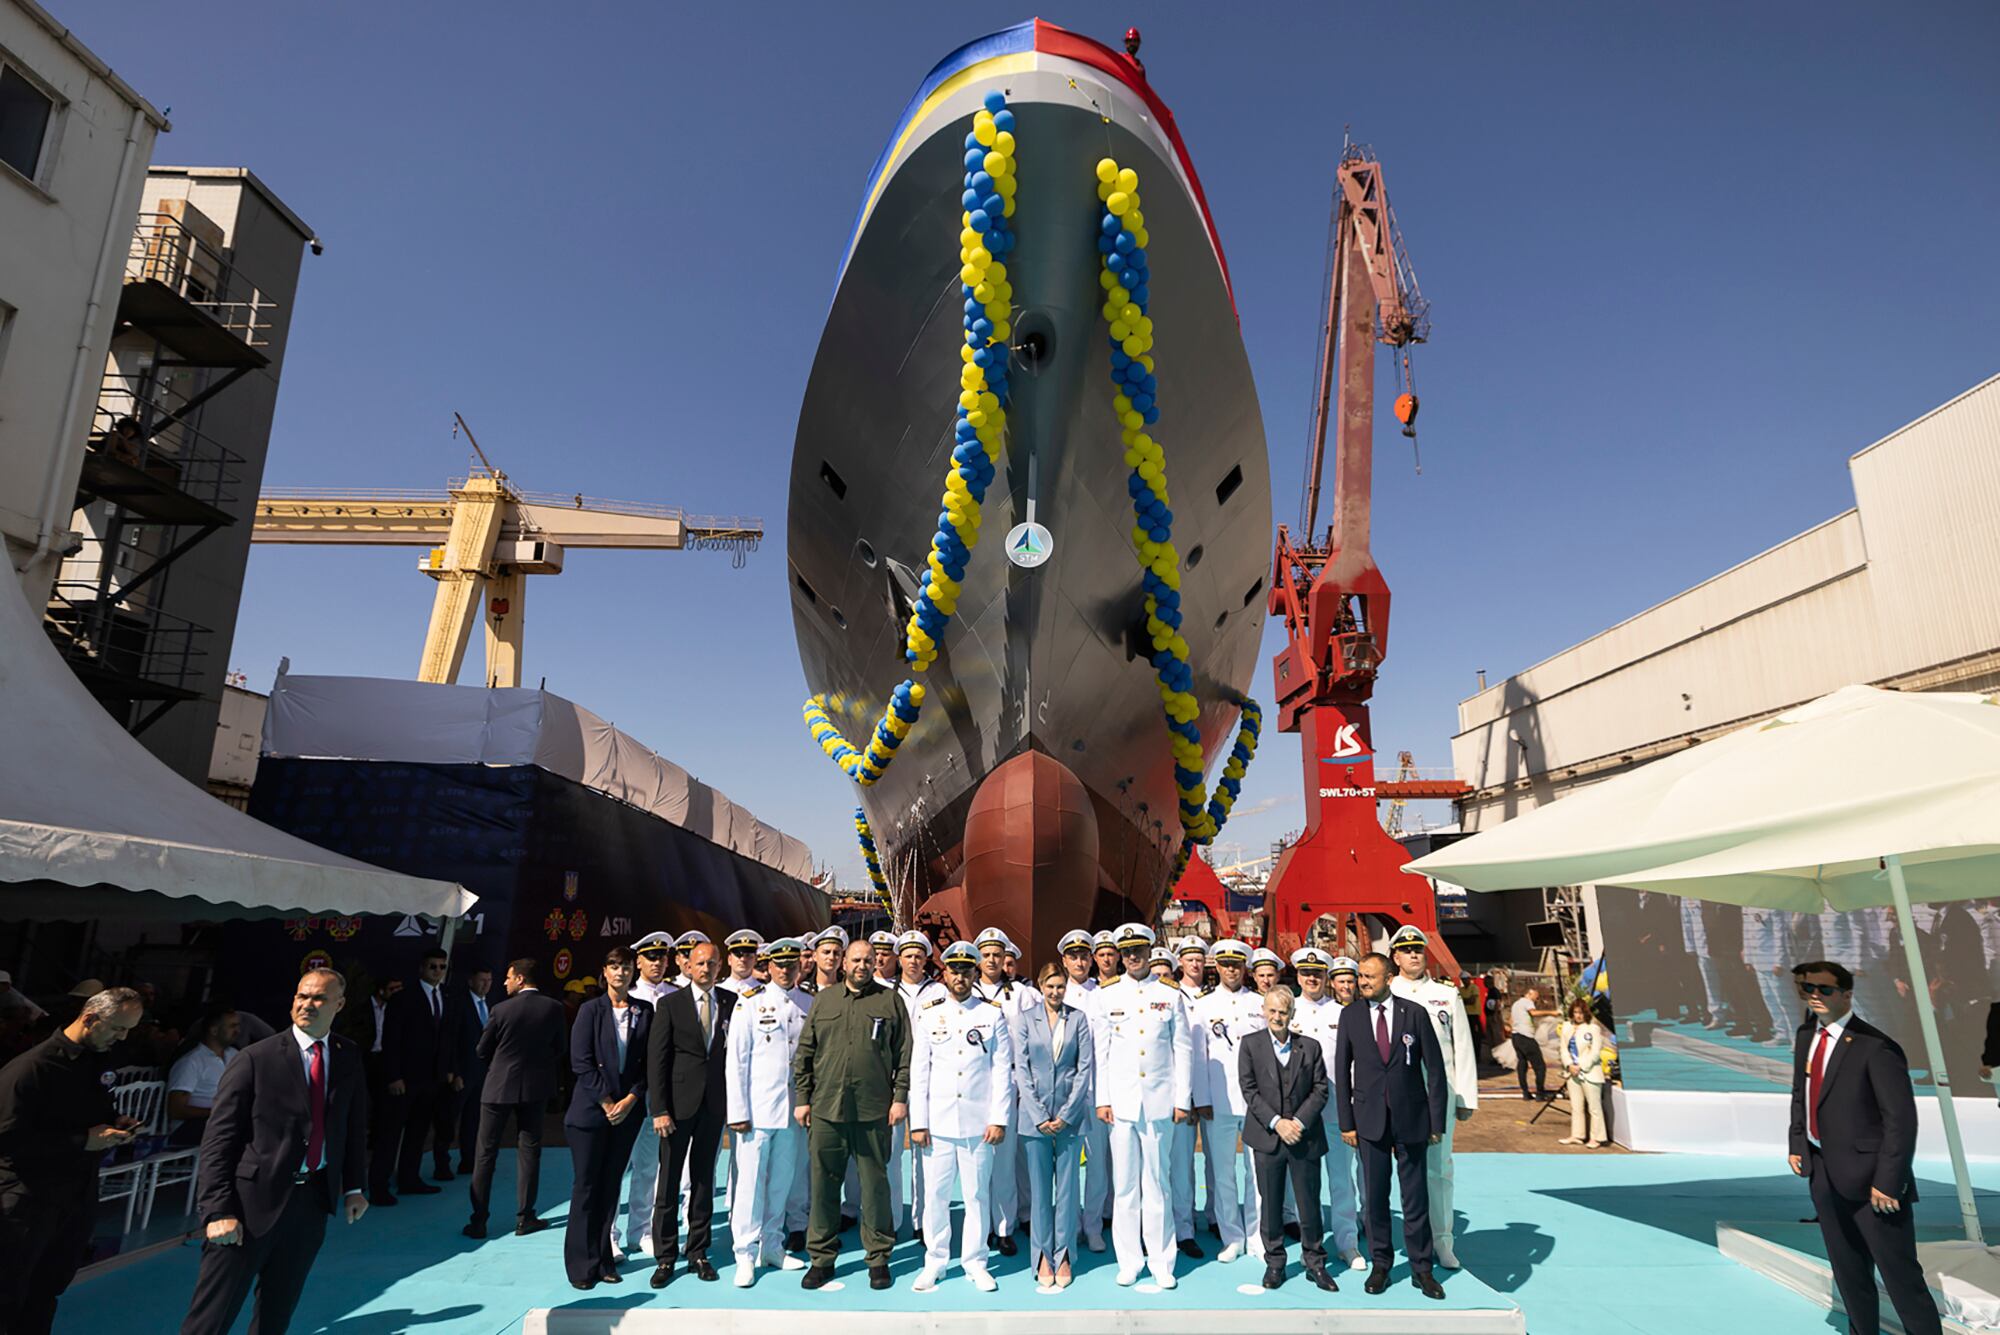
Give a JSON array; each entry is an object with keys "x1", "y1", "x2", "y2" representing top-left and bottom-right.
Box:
[{"x1": 792, "y1": 939, "x2": 911, "y2": 1290}]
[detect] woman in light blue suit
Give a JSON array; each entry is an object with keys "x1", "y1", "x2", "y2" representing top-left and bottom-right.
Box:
[{"x1": 1014, "y1": 961, "x2": 1095, "y2": 1288}]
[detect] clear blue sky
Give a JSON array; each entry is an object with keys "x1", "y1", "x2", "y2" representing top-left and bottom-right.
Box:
[{"x1": 79, "y1": 2, "x2": 1999, "y2": 885}]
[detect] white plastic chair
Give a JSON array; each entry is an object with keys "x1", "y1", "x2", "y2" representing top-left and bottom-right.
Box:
[
  {"x1": 99, "y1": 1079, "x2": 163, "y2": 1232},
  {"x1": 136, "y1": 1075, "x2": 203, "y2": 1229}
]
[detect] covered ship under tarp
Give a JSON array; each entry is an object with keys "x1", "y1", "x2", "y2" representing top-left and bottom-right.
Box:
[
  {"x1": 789, "y1": 20, "x2": 1269, "y2": 966},
  {"x1": 225, "y1": 674, "x2": 826, "y2": 993}
]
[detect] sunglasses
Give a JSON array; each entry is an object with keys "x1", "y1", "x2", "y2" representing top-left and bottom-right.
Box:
[{"x1": 1796, "y1": 982, "x2": 1847, "y2": 997}]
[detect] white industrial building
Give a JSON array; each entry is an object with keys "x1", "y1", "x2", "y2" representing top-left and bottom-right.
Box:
[
  {"x1": 1450, "y1": 372, "x2": 2000, "y2": 951},
  {"x1": 0, "y1": 0, "x2": 166, "y2": 603}
]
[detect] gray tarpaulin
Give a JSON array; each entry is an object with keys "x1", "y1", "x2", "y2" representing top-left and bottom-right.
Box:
[{"x1": 263, "y1": 674, "x2": 817, "y2": 882}]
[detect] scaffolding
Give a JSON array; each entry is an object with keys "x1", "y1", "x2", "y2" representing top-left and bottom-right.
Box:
[{"x1": 44, "y1": 207, "x2": 273, "y2": 735}]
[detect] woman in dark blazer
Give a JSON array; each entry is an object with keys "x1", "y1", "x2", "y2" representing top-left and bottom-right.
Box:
[
  {"x1": 1013, "y1": 962, "x2": 1095, "y2": 1288},
  {"x1": 563, "y1": 946, "x2": 653, "y2": 1289}
]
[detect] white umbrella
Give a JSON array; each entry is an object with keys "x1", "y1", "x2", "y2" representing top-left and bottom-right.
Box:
[{"x1": 1407, "y1": 683, "x2": 2000, "y2": 1243}]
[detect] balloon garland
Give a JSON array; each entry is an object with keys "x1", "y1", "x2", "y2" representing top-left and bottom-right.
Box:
[
  {"x1": 803, "y1": 90, "x2": 1020, "y2": 912},
  {"x1": 1088, "y1": 155, "x2": 1264, "y2": 880}
]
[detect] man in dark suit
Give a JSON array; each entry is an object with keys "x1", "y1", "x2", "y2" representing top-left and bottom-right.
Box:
[
  {"x1": 180, "y1": 969, "x2": 369, "y2": 1335},
  {"x1": 647, "y1": 940, "x2": 735, "y2": 1285},
  {"x1": 369, "y1": 949, "x2": 457, "y2": 1204},
  {"x1": 463, "y1": 958, "x2": 566, "y2": 1239},
  {"x1": 1240, "y1": 987, "x2": 1339, "y2": 1292},
  {"x1": 1788, "y1": 960, "x2": 1942, "y2": 1335},
  {"x1": 1333, "y1": 952, "x2": 1448, "y2": 1301},
  {"x1": 438, "y1": 963, "x2": 492, "y2": 1177}
]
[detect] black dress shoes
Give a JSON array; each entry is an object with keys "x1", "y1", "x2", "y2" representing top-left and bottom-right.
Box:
[
  {"x1": 461, "y1": 1220, "x2": 486, "y2": 1239},
  {"x1": 516, "y1": 1217, "x2": 550, "y2": 1236},
  {"x1": 1177, "y1": 1237, "x2": 1203, "y2": 1259},
  {"x1": 397, "y1": 1180, "x2": 442, "y2": 1196},
  {"x1": 801, "y1": 1265, "x2": 834, "y2": 1290},
  {"x1": 1364, "y1": 1267, "x2": 1391, "y2": 1295},
  {"x1": 786, "y1": 1229, "x2": 807, "y2": 1252},
  {"x1": 691, "y1": 1256, "x2": 718, "y2": 1282},
  {"x1": 599, "y1": 1270, "x2": 623, "y2": 1284},
  {"x1": 869, "y1": 1265, "x2": 892, "y2": 1290},
  {"x1": 1413, "y1": 1269, "x2": 1446, "y2": 1300},
  {"x1": 431, "y1": 1163, "x2": 455, "y2": 1182},
  {"x1": 1262, "y1": 1264, "x2": 1286, "y2": 1289},
  {"x1": 1308, "y1": 1268, "x2": 1340, "y2": 1293},
  {"x1": 649, "y1": 1261, "x2": 676, "y2": 1289},
  {"x1": 569, "y1": 1277, "x2": 596, "y2": 1291},
  {"x1": 993, "y1": 1232, "x2": 1017, "y2": 1257}
]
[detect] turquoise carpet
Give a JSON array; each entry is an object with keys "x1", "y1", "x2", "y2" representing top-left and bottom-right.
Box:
[{"x1": 61, "y1": 1151, "x2": 2000, "y2": 1334}]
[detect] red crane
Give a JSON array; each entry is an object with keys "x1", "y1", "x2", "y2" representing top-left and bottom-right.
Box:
[{"x1": 1255, "y1": 142, "x2": 1466, "y2": 974}]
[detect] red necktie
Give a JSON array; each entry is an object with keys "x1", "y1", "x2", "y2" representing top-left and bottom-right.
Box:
[
  {"x1": 1376, "y1": 1004, "x2": 1392, "y2": 1063},
  {"x1": 1807, "y1": 1027, "x2": 1829, "y2": 1142},
  {"x1": 306, "y1": 1039, "x2": 327, "y2": 1171}
]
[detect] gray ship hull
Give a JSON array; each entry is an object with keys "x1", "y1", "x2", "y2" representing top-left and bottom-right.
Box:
[{"x1": 788, "y1": 46, "x2": 1269, "y2": 938}]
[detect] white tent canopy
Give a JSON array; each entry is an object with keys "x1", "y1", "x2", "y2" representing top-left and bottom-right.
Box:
[
  {"x1": 262, "y1": 674, "x2": 817, "y2": 883},
  {"x1": 1407, "y1": 683, "x2": 1999, "y2": 1245},
  {"x1": 0, "y1": 574, "x2": 473, "y2": 921}
]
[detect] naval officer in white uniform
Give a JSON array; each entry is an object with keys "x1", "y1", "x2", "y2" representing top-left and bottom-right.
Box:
[
  {"x1": 1190, "y1": 939, "x2": 1269, "y2": 1262},
  {"x1": 616, "y1": 932, "x2": 679, "y2": 1260},
  {"x1": 720, "y1": 930, "x2": 765, "y2": 996},
  {"x1": 971, "y1": 926, "x2": 1030, "y2": 1254},
  {"x1": 892, "y1": 930, "x2": 942, "y2": 1239},
  {"x1": 909, "y1": 941, "x2": 1015, "y2": 1293},
  {"x1": 1388, "y1": 924, "x2": 1478, "y2": 1270},
  {"x1": 1168, "y1": 937, "x2": 1211, "y2": 1258},
  {"x1": 723, "y1": 937, "x2": 811, "y2": 1285},
  {"x1": 1093, "y1": 922, "x2": 1194, "y2": 1288}
]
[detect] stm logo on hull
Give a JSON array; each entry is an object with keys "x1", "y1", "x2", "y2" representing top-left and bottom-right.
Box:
[{"x1": 1319, "y1": 723, "x2": 1373, "y2": 765}]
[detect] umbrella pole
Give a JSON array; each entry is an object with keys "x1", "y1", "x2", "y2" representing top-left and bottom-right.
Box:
[{"x1": 1885, "y1": 853, "x2": 1984, "y2": 1244}]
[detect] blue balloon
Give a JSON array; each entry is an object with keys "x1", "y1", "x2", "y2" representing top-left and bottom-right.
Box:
[
  {"x1": 1143, "y1": 407, "x2": 1160, "y2": 425},
  {"x1": 983, "y1": 90, "x2": 1006, "y2": 113},
  {"x1": 1149, "y1": 526, "x2": 1169, "y2": 543},
  {"x1": 964, "y1": 149, "x2": 986, "y2": 170},
  {"x1": 1101, "y1": 213, "x2": 1122, "y2": 235},
  {"x1": 971, "y1": 171, "x2": 994, "y2": 194},
  {"x1": 969, "y1": 211, "x2": 992, "y2": 233},
  {"x1": 982, "y1": 193, "x2": 1004, "y2": 217},
  {"x1": 1110, "y1": 349, "x2": 1131, "y2": 370},
  {"x1": 1106, "y1": 253, "x2": 1126, "y2": 275},
  {"x1": 1130, "y1": 284, "x2": 1149, "y2": 305},
  {"x1": 1096, "y1": 235, "x2": 1115, "y2": 255},
  {"x1": 964, "y1": 132, "x2": 982, "y2": 151},
  {"x1": 971, "y1": 318, "x2": 992, "y2": 339},
  {"x1": 1132, "y1": 393, "x2": 1154, "y2": 413},
  {"x1": 994, "y1": 108, "x2": 1015, "y2": 131},
  {"x1": 1113, "y1": 232, "x2": 1135, "y2": 254}
]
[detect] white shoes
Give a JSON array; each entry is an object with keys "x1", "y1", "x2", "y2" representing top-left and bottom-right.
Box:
[
  {"x1": 1344, "y1": 1249, "x2": 1368, "y2": 1271},
  {"x1": 638, "y1": 1235, "x2": 656, "y2": 1258},
  {"x1": 779, "y1": 1253, "x2": 807, "y2": 1271},
  {"x1": 912, "y1": 1269, "x2": 942, "y2": 1293},
  {"x1": 1153, "y1": 1272, "x2": 1177, "y2": 1290},
  {"x1": 1435, "y1": 1241, "x2": 1461, "y2": 1270},
  {"x1": 1115, "y1": 1268, "x2": 1140, "y2": 1287},
  {"x1": 733, "y1": 1265, "x2": 753, "y2": 1288},
  {"x1": 1218, "y1": 1242, "x2": 1243, "y2": 1263},
  {"x1": 609, "y1": 1237, "x2": 627, "y2": 1262},
  {"x1": 968, "y1": 1267, "x2": 998, "y2": 1293}
]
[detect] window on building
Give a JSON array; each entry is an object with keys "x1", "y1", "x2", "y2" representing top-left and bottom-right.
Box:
[{"x1": 0, "y1": 64, "x2": 57, "y2": 183}]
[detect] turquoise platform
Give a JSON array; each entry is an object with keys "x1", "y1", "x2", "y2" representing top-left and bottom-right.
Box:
[{"x1": 62, "y1": 1152, "x2": 2000, "y2": 1333}]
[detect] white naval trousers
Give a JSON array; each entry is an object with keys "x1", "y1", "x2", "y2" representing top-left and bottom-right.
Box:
[
  {"x1": 730, "y1": 1125, "x2": 802, "y2": 1267},
  {"x1": 1322, "y1": 1113, "x2": 1361, "y2": 1254},
  {"x1": 622, "y1": 1123, "x2": 661, "y2": 1250},
  {"x1": 1426, "y1": 1111, "x2": 1458, "y2": 1250},
  {"x1": 987, "y1": 1122, "x2": 1020, "y2": 1237},
  {"x1": 1109, "y1": 1116, "x2": 1177, "y2": 1280},
  {"x1": 1200, "y1": 1112, "x2": 1262, "y2": 1254},
  {"x1": 921, "y1": 1134, "x2": 994, "y2": 1275}
]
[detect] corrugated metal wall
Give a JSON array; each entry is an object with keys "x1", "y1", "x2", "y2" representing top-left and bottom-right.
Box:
[{"x1": 1457, "y1": 374, "x2": 2000, "y2": 829}]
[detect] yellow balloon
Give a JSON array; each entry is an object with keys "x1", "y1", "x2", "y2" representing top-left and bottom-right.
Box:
[
  {"x1": 1099, "y1": 270, "x2": 1116, "y2": 291},
  {"x1": 1121, "y1": 303, "x2": 1142, "y2": 324},
  {"x1": 1133, "y1": 227, "x2": 1149, "y2": 248},
  {"x1": 1122, "y1": 336, "x2": 1145, "y2": 358},
  {"x1": 1096, "y1": 158, "x2": 1119, "y2": 183},
  {"x1": 1116, "y1": 167, "x2": 1138, "y2": 192},
  {"x1": 974, "y1": 120, "x2": 997, "y2": 147},
  {"x1": 1001, "y1": 197, "x2": 1016, "y2": 218},
  {"x1": 992, "y1": 319, "x2": 1010, "y2": 341},
  {"x1": 1110, "y1": 320, "x2": 1130, "y2": 341},
  {"x1": 983, "y1": 151, "x2": 1008, "y2": 177},
  {"x1": 1097, "y1": 181, "x2": 1115, "y2": 203},
  {"x1": 993, "y1": 131, "x2": 1015, "y2": 155},
  {"x1": 987, "y1": 263, "x2": 1007, "y2": 285},
  {"x1": 1106, "y1": 191, "x2": 1131, "y2": 216}
]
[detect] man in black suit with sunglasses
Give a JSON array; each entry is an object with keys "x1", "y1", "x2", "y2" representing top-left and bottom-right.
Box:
[{"x1": 1787, "y1": 960, "x2": 1941, "y2": 1335}]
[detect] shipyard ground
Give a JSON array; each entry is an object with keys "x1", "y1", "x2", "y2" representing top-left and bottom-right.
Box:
[{"x1": 65, "y1": 1146, "x2": 2000, "y2": 1333}]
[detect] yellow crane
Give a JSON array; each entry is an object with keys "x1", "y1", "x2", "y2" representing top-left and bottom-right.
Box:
[{"x1": 252, "y1": 417, "x2": 759, "y2": 688}]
